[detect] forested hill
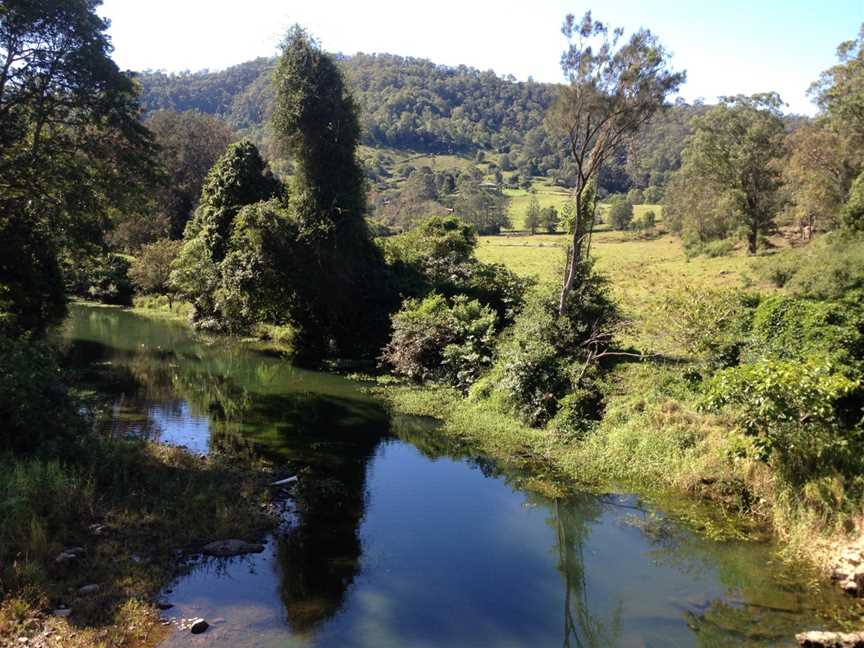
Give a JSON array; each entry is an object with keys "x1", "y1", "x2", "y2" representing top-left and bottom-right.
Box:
[{"x1": 136, "y1": 54, "x2": 558, "y2": 153}]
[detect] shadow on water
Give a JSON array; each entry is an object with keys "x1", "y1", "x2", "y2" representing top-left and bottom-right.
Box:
[{"x1": 60, "y1": 304, "x2": 864, "y2": 647}]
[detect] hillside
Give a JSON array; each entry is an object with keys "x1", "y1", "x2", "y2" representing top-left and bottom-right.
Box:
[{"x1": 136, "y1": 54, "x2": 705, "y2": 197}]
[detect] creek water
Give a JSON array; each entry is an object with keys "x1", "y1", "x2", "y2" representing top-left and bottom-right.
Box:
[{"x1": 61, "y1": 303, "x2": 861, "y2": 647}]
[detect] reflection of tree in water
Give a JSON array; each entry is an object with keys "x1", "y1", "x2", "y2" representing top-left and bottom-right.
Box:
[
  {"x1": 396, "y1": 412, "x2": 622, "y2": 647},
  {"x1": 549, "y1": 496, "x2": 622, "y2": 648},
  {"x1": 245, "y1": 393, "x2": 387, "y2": 634}
]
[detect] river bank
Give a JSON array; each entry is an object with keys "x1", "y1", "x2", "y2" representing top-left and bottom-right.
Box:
[
  {"x1": 0, "y1": 322, "x2": 282, "y2": 648},
  {"x1": 11, "y1": 301, "x2": 858, "y2": 647},
  {"x1": 375, "y1": 361, "x2": 864, "y2": 584},
  {"x1": 130, "y1": 297, "x2": 864, "y2": 582}
]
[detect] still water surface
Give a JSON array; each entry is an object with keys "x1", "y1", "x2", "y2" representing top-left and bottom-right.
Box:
[{"x1": 61, "y1": 304, "x2": 860, "y2": 647}]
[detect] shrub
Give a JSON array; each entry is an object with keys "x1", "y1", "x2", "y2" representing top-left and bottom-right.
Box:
[
  {"x1": 745, "y1": 295, "x2": 864, "y2": 373},
  {"x1": 653, "y1": 285, "x2": 754, "y2": 370},
  {"x1": 496, "y1": 266, "x2": 618, "y2": 426},
  {"x1": 758, "y1": 250, "x2": 799, "y2": 287},
  {"x1": 703, "y1": 239, "x2": 735, "y2": 258},
  {"x1": 66, "y1": 253, "x2": 134, "y2": 306},
  {"x1": 842, "y1": 169, "x2": 864, "y2": 233},
  {"x1": 627, "y1": 188, "x2": 645, "y2": 205},
  {"x1": 784, "y1": 233, "x2": 864, "y2": 301},
  {"x1": 631, "y1": 210, "x2": 656, "y2": 233},
  {"x1": 381, "y1": 215, "x2": 531, "y2": 327},
  {"x1": 381, "y1": 293, "x2": 496, "y2": 390},
  {"x1": 643, "y1": 186, "x2": 663, "y2": 203},
  {"x1": 703, "y1": 359, "x2": 863, "y2": 485},
  {"x1": 0, "y1": 336, "x2": 84, "y2": 454},
  {"x1": 608, "y1": 198, "x2": 634, "y2": 230},
  {"x1": 129, "y1": 239, "x2": 183, "y2": 305}
]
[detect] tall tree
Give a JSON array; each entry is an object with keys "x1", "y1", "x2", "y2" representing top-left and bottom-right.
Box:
[
  {"x1": 782, "y1": 123, "x2": 852, "y2": 238},
  {"x1": 548, "y1": 11, "x2": 684, "y2": 314},
  {"x1": 171, "y1": 140, "x2": 282, "y2": 321},
  {"x1": 677, "y1": 94, "x2": 786, "y2": 254},
  {"x1": 271, "y1": 26, "x2": 394, "y2": 359},
  {"x1": 0, "y1": 0, "x2": 157, "y2": 334},
  {"x1": 524, "y1": 196, "x2": 541, "y2": 234},
  {"x1": 810, "y1": 24, "x2": 864, "y2": 145},
  {"x1": 453, "y1": 175, "x2": 511, "y2": 234}
]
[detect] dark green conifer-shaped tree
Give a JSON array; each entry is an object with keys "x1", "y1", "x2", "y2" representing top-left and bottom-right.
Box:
[{"x1": 271, "y1": 26, "x2": 394, "y2": 360}]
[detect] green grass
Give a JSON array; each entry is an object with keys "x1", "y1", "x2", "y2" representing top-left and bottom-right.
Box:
[
  {"x1": 476, "y1": 228, "x2": 771, "y2": 344},
  {"x1": 503, "y1": 185, "x2": 572, "y2": 230},
  {"x1": 0, "y1": 440, "x2": 276, "y2": 647}
]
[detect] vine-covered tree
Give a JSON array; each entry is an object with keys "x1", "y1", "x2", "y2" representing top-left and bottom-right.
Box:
[
  {"x1": 548, "y1": 11, "x2": 684, "y2": 313},
  {"x1": 171, "y1": 140, "x2": 281, "y2": 322},
  {"x1": 271, "y1": 26, "x2": 394, "y2": 359}
]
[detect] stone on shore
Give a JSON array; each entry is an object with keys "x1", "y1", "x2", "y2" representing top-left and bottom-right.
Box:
[
  {"x1": 189, "y1": 618, "x2": 209, "y2": 634},
  {"x1": 796, "y1": 630, "x2": 864, "y2": 647}
]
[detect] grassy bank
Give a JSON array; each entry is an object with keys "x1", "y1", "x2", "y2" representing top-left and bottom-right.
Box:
[
  {"x1": 0, "y1": 423, "x2": 277, "y2": 646},
  {"x1": 378, "y1": 355, "x2": 856, "y2": 569},
  {"x1": 415, "y1": 227, "x2": 862, "y2": 572}
]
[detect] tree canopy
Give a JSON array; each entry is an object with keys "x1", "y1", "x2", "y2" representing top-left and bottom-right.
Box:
[{"x1": 0, "y1": 0, "x2": 157, "y2": 334}]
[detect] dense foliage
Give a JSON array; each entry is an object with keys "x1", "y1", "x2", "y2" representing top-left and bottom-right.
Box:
[
  {"x1": 135, "y1": 51, "x2": 703, "y2": 198},
  {"x1": 0, "y1": 0, "x2": 158, "y2": 334},
  {"x1": 172, "y1": 140, "x2": 282, "y2": 326},
  {"x1": 381, "y1": 293, "x2": 497, "y2": 390}
]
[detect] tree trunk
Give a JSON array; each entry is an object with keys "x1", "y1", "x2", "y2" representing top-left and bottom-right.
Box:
[
  {"x1": 748, "y1": 221, "x2": 758, "y2": 255},
  {"x1": 558, "y1": 187, "x2": 582, "y2": 315}
]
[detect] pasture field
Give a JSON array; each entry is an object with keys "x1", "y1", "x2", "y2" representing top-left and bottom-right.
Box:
[{"x1": 477, "y1": 226, "x2": 780, "y2": 350}]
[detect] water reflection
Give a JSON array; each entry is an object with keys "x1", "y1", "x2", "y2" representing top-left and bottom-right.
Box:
[{"x1": 60, "y1": 304, "x2": 863, "y2": 647}]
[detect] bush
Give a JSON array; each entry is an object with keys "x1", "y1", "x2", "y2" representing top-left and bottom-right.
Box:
[
  {"x1": 0, "y1": 336, "x2": 84, "y2": 454},
  {"x1": 608, "y1": 198, "x2": 634, "y2": 230},
  {"x1": 745, "y1": 295, "x2": 864, "y2": 373},
  {"x1": 631, "y1": 210, "x2": 656, "y2": 233},
  {"x1": 654, "y1": 285, "x2": 754, "y2": 370},
  {"x1": 381, "y1": 215, "x2": 532, "y2": 327},
  {"x1": 784, "y1": 233, "x2": 864, "y2": 301},
  {"x1": 129, "y1": 239, "x2": 183, "y2": 304},
  {"x1": 643, "y1": 186, "x2": 663, "y2": 203},
  {"x1": 759, "y1": 250, "x2": 799, "y2": 287},
  {"x1": 65, "y1": 253, "x2": 134, "y2": 306},
  {"x1": 842, "y1": 169, "x2": 864, "y2": 233},
  {"x1": 495, "y1": 266, "x2": 618, "y2": 426},
  {"x1": 703, "y1": 239, "x2": 735, "y2": 258},
  {"x1": 381, "y1": 293, "x2": 497, "y2": 390},
  {"x1": 704, "y1": 359, "x2": 863, "y2": 485}
]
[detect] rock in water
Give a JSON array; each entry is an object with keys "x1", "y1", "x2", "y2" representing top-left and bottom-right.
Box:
[
  {"x1": 189, "y1": 618, "x2": 209, "y2": 634},
  {"x1": 796, "y1": 630, "x2": 864, "y2": 647},
  {"x1": 202, "y1": 539, "x2": 264, "y2": 557}
]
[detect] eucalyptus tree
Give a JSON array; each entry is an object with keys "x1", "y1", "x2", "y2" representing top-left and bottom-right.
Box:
[
  {"x1": 548, "y1": 12, "x2": 684, "y2": 313},
  {"x1": 678, "y1": 94, "x2": 786, "y2": 254},
  {"x1": 810, "y1": 24, "x2": 864, "y2": 145}
]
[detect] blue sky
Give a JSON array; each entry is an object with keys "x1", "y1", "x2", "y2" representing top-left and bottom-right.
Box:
[{"x1": 99, "y1": 0, "x2": 862, "y2": 115}]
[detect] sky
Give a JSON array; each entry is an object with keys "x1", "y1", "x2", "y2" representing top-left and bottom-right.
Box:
[{"x1": 99, "y1": 0, "x2": 863, "y2": 115}]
